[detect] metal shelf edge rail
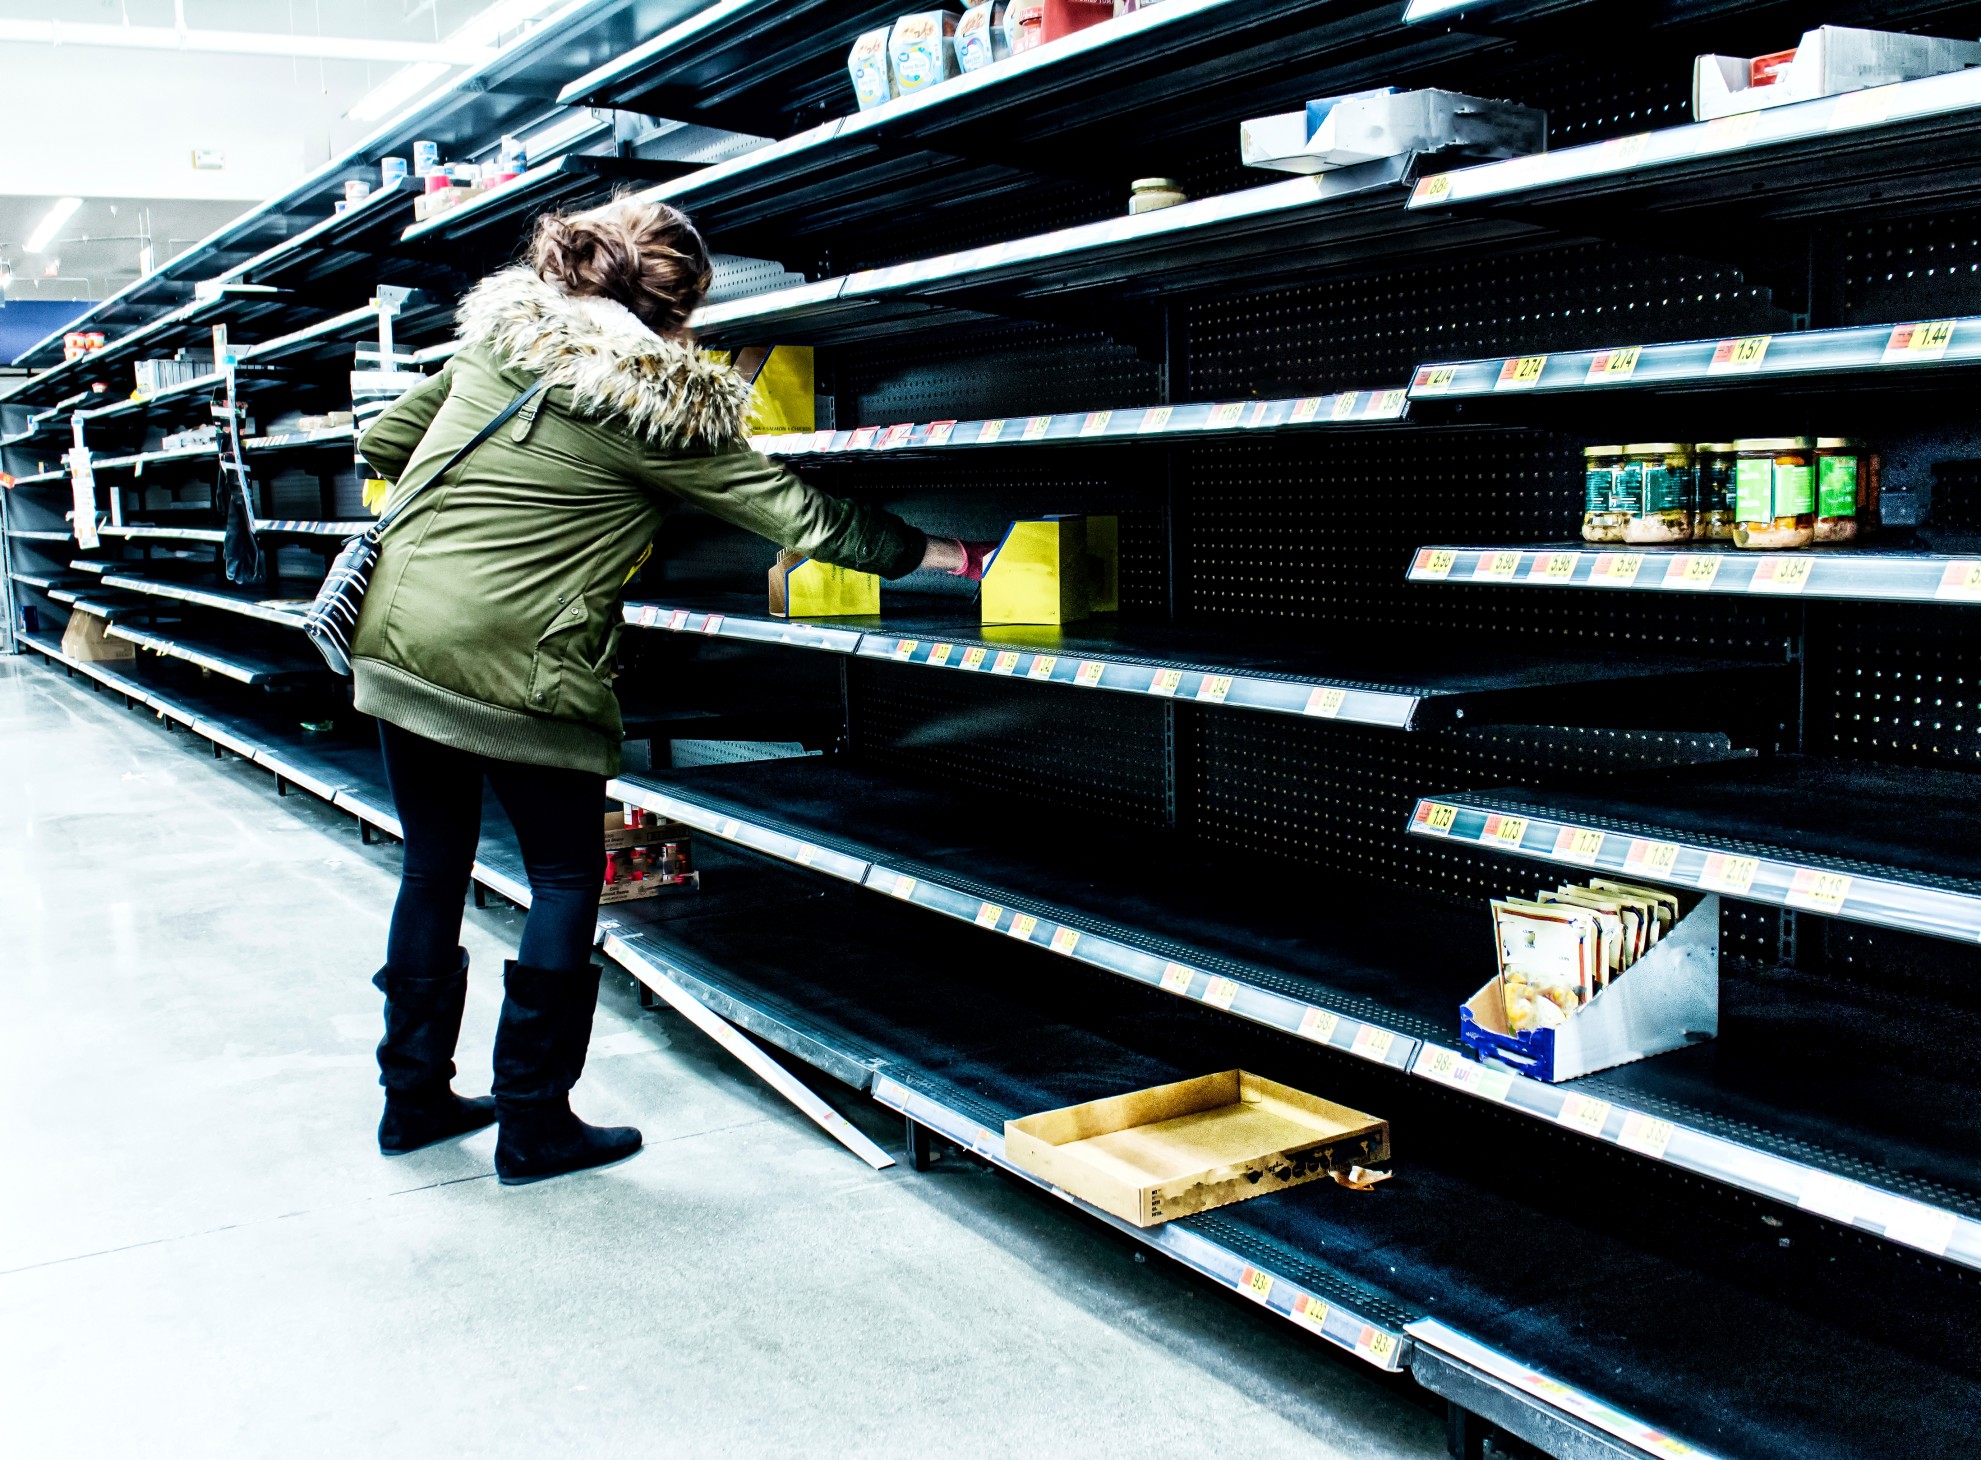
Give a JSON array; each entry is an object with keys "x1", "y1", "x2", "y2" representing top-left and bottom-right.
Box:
[
  {"x1": 605, "y1": 772, "x2": 1981, "y2": 1274},
  {"x1": 96, "y1": 573, "x2": 312, "y2": 630},
  {"x1": 1408, "y1": 542, "x2": 1981, "y2": 607},
  {"x1": 1408, "y1": 314, "x2": 1981, "y2": 400},
  {"x1": 1408, "y1": 67, "x2": 1981, "y2": 213},
  {"x1": 751, "y1": 388, "x2": 1410, "y2": 459},
  {"x1": 590, "y1": 919, "x2": 1414, "y2": 1373},
  {"x1": 623, "y1": 602, "x2": 1416, "y2": 729}
]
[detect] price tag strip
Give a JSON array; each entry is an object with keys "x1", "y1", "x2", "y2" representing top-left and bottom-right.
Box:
[
  {"x1": 1405, "y1": 794, "x2": 1981, "y2": 944},
  {"x1": 1407, "y1": 544, "x2": 1981, "y2": 606},
  {"x1": 1406, "y1": 1319, "x2": 1723, "y2": 1460},
  {"x1": 868, "y1": 1073, "x2": 1411, "y2": 1370}
]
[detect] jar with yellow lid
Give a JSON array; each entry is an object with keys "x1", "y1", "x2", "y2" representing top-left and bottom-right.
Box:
[
  {"x1": 1694, "y1": 443, "x2": 1736, "y2": 541},
  {"x1": 1621, "y1": 442, "x2": 1695, "y2": 544},
  {"x1": 1732, "y1": 437, "x2": 1815, "y2": 549},
  {"x1": 1814, "y1": 438, "x2": 1877, "y2": 544},
  {"x1": 1581, "y1": 446, "x2": 1625, "y2": 542}
]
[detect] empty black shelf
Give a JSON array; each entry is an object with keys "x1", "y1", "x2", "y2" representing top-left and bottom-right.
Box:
[
  {"x1": 624, "y1": 590, "x2": 1786, "y2": 731},
  {"x1": 607, "y1": 755, "x2": 1981, "y2": 1270},
  {"x1": 599, "y1": 846, "x2": 1981, "y2": 1460},
  {"x1": 1412, "y1": 757, "x2": 1981, "y2": 947}
]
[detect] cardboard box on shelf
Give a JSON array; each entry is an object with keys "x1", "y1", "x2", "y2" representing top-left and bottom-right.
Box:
[
  {"x1": 889, "y1": 12, "x2": 961, "y2": 97},
  {"x1": 848, "y1": 27, "x2": 896, "y2": 109},
  {"x1": 704, "y1": 345, "x2": 814, "y2": 433},
  {"x1": 1693, "y1": 26, "x2": 1981, "y2": 120},
  {"x1": 1004, "y1": 1071, "x2": 1390, "y2": 1227},
  {"x1": 602, "y1": 809, "x2": 687, "y2": 850},
  {"x1": 1463, "y1": 892, "x2": 1720, "y2": 1083},
  {"x1": 60, "y1": 610, "x2": 134, "y2": 663},
  {"x1": 979, "y1": 514, "x2": 1118, "y2": 625},
  {"x1": 768, "y1": 548, "x2": 880, "y2": 618},
  {"x1": 1242, "y1": 88, "x2": 1546, "y2": 175}
]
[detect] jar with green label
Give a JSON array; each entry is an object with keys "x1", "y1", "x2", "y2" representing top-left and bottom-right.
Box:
[
  {"x1": 1732, "y1": 437, "x2": 1815, "y2": 549},
  {"x1": 1814, "y1": 438, "x2": 1864, "y2": 544},
  {"x1": 1621, "y1": 442, "x2": 1695, "y2": 543},
  {"x1": 1581, "y1": 445, "x2": 1625, "y2": 542},
  {"x1": 1694, "y1": 443, "x2": 1736, "y2": 541}
]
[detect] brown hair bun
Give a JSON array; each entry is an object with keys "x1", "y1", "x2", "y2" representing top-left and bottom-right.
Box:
[{"x1": 531, "y1": 198, "x2": 713, "y2": 337}]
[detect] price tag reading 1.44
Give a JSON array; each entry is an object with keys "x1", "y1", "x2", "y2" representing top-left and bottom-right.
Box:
[
  {"x1": 1709, "y1": 334, "x2": 1771, "y2": 374},
  {"x1": 1884, "y1": 319, "x2": 1957, "y2": 363},
  {"x1": 1410, "y1": 172, "x2": 1453, "y2": 205}
]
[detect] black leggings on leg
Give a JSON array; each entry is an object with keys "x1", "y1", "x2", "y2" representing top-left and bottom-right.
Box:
[{"x1": 377, "y1": 720, "x2": 605, "y2": 975}]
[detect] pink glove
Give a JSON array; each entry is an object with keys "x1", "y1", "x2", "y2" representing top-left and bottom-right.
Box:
[{"x1": 949, "y1": 538, "x2": 999, "y2": 582}]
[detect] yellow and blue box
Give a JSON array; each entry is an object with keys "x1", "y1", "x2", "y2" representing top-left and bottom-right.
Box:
[
  {"x1": 980, "y1": 515, "x2": 1119, "y2": 626},
  {"x1": 769, "y1": 548, "x2": 880, "y2": 618}
]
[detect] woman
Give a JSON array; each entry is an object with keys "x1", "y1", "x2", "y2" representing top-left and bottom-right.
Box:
[{"x1": 353, "y1": 199, "x2": 979, "y2": 1184}]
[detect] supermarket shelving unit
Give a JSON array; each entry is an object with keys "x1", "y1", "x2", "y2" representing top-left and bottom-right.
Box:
[{"x1": 9, "y1": 4, "x2": 1981, "y2": 1458}]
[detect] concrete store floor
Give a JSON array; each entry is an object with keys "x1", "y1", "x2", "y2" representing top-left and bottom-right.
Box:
[{"x1": 0, "y1": 656, "x2": 1447, "y2": 1460}]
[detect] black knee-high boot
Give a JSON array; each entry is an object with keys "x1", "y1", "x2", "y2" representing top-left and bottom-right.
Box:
[
  {"x1": 492, "y1": 960, "x2": 642, "y2": 1185},
  {"x1": 374, "y1": 949, "x2": 497, "y2": 1154}
]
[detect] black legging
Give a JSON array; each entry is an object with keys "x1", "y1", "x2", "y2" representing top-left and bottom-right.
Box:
[{"x1": 377, "y1": 720, "x2": 604, "y2": 975}]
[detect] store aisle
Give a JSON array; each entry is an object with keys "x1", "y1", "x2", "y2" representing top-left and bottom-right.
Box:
[{"x1": 0, "y1": 659, "x2": 1445, "y2": 1460}]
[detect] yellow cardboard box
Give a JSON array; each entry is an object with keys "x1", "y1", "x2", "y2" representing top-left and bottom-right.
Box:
[
  {"x1": 1004, "y1": 1070, "x2": 1388, "y2": 1227},
  {"x1": 768, "y1": 548, "x2": 880, "y2": 618},
  {"x1": 979, "y1": 514, "x2": 1119, "y2": 626},
  {"x1": 706, "y1": 345, "x2": 814, "y2": 433}
]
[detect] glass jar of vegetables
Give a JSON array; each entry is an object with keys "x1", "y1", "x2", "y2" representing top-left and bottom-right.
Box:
[
  {"x1": 1581, "y1": 446, "x2": 1625, "y2": 542},
  {"x1": 1732, "y1": 437, "x2": 1816, "y2": 549},
  {"x1": 1814, "y1": 438, "x2": 1877, "y2": 544},
  {"x1": 1620, "y1": 442, "x2": 1696, "y2": 544},
  {"x1": 1694, "y1": 443, "x2": 1736, "y2": 542}
]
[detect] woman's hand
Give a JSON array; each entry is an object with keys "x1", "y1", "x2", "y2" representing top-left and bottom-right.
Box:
[{"x1": 920, "y1": 537, "x2": 998, "y2": 581}]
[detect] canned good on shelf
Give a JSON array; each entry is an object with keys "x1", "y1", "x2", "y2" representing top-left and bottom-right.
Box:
[{"x1": 1815, "y1": 437, "x2": 1878, "y2": 544}]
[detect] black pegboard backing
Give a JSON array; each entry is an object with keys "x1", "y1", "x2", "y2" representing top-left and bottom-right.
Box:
[
  {"x1": 848, "y1": 657, "x2": 1171, "y2": 831},
  {"x1": 1488, "y1": 50, "x2": 1692, "y2": 147},
  {"x1": 1176, "y1": 431, "x2": 1797, "y2": 656},
  {"x1": 1806, "y1": 600, "x2": 1981, "y2": 770},
  {"x1": 833, "y1": 317, "x2": 1162, "y2": 424},
  {"x1": 1184, "y1": 240, "x2": 1786, "y2": 398},
  {"x1": 1843, "y1": 213, "x2": 1981, "y2": 327},
  {"x1": 1807, "y1": 917, "x2": 1981, "y2": 1003}
]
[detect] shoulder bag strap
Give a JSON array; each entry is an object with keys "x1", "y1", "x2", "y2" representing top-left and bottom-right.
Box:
[{"x1": 366, "y1": 378, "x2": 548, "y2": 543}]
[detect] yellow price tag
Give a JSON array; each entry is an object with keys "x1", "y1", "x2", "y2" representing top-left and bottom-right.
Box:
[
  {"x1": 980, "y1": 419, "x2": 1006, "y2": 442},
  {"x1": 1494, "y1": 354, "x2": 1548, "y2": 391},
  {"x1": 1197, "y1": 674, "x2": 1233, "y2": 704},
  {"x1": 1486, "y1": 814, "x2": 1529, "y2": 848},
  {"x1": 1700, "y1": 852, "x2": 1758, "y2": 896},
  {"x1": 796, "y1": 845, "x2": 817, "y2": 866},
  {"x1": 1414, "y1": 548, "x2": 1457, "y2": 580},
  {"x1": 890, "y1": 875, "x2": 916, "y2": 900},
  {"x1": 1787, "y1": 868, "x2": 1852, "y2": 913},
  {"x1": 1160, "y1": 963, "x2": 1195, "y2": 995},
  {"x1": 1618, "y1": 1111, "x2": 1675, "y2": 1160},
  {"x1": 1203, "y1": 976, "x2": 1239, "y2": 1010},
  {"x1": 1138, "y1": 406, "x2": 1173, "y2": 433},
  {"x1": 1557, "y1": 1094, "x2": 1612, "y2": 1136},
  {"x1": 1299, "y1": 1007, "x2": 1338, "y2": 1044},
  {"x1": 894, "y1": 639, "x2": 919, "y2": 659},
  {"x1": 1596, "y1": 552, "x2": 1643, "y2": 585},
  {"x1": 1330, "y1": 393, "x2": 1358, "y2": 420},
  {"x1": 1413, "y1": 364, "x2": 1458, "y2": 395},
  {"x1": 1028, "y1": 654, "x2": 1058, "y2": 680},
  {"x1": 1209, "y1": 402, "x2": 1247, "y2": 427},
  {"x1": 719, "y1": 819, "x2": 740, "y2": 838},
  {"x1": 1417, "y1": 802, "x2": 1458, "y2": 836},
  {"x1": 1149, "y1": 668, "x2": 1182, "y2": 697},
  {"x1": 975, "y1": 901, "x2": 1003, "y2": 928},
  {"x1": 960, "y1": 646, "x2": 987, "y2": 670},
  {"x1": 927, "y1": 642, "x2": 953, "y2": 666},
  {"x1": 1008, "y1": 913, "x2": 1038, "y2": 941},
  {"x1": 1238, "y1": 1266, "x2": 1274, "y2": 1304},
  {"x1": 1411, "y1": 172, "x2": 1453, "y2": 205},
  {"x1": 1472, "y1": 550, "x2": 1521, "y2": 582},
  {"x1": 1023, "y1": 415, "x2": 1052, "y2": 440},
  {"x1": 1371, "y1": 389, "x2": 1408, "y2": 416},
  {"x1": 1079, "y1": 410, "x2": 1112, "y2": 436},
  {"x1": 1292, "y1": 1293, "x2": 1329, "y2": 1331},
  {"x1": 1291, "y1": 396, "x2": 1324, "y2": 422},
  {"x1": 1664, "y1": 554, "x2": 1722, "y2": 588},
  {"x1": 1356, "y1": 1327, "x2": 1398, "y2": 1365},
  {"x1": 1750, "y1": 557, "x2": 1812, "y2": 593},
  {"x1": 1419, "y1": 1045, "x2": 1463, "y2": 1083},
  {"x1": 1303, "y1": 686, "x2": 1346, "y2": 718},
  {"x1": 992, "y1": 650, "x2": 1020, "y2": 674},
  {"x1": 1075, "y1": 660, "x2": 1105, "y2": 687},
  {"x1": 1624, "y1": 839, "x2": 1681, "y2": 878},
  {"x1": 1585, "y1": 346, "x2": 1640, "y2": 383},
  {"x1": 1709, "y1": 334, "x2": 1771, "y2": 373},
  {"x1": 1049, "y1": 926, "x2": 1081, "y2": 955},
  {"x1": 1351, "y1": 1025, "x2": 1395, "y2": 1062},
  {"x1": 1554, "y1": 825, "x2": 1604, "y2": 865},
  {"x1": 1530, "y1": 551, "x2": 1578, "y2": 582}
]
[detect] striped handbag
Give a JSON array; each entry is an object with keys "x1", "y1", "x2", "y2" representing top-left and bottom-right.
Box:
[{"x1": 302, "y1": 378, "x2": 546, "y2": 676}]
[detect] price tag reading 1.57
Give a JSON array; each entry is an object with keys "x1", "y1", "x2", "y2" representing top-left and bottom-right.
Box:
[{"x1": 1709, "y1": 334, "x2": 1771, "y2": 374}]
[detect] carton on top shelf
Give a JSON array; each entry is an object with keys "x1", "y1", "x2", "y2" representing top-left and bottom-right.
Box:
[
  {"x1": 890, "y1": 13, "x2": 961, "y2": 97},
  {"x1": 1242, "y1": 88, "x2": 1546, "y2": 176},
  {"x1": 1693, "y1": 25, "x2": 1981, "y2": 121},
  {"x1": 848, "y1": 27, "x2": 896, "y2": 110}
]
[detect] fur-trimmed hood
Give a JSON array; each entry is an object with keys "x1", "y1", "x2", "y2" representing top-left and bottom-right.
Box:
[{"x1": 454, "y1": 267, "x2": 751, "y2": 452}]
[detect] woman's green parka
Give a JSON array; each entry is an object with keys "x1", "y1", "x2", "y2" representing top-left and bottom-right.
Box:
[{"x1": 351, "y1": 268, "x2": 924, "y2": 775}]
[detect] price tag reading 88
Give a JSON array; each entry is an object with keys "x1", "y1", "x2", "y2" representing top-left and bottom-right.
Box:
[{"x1": 1410, "y1": 172, "x2": 1453, "y2": 206}]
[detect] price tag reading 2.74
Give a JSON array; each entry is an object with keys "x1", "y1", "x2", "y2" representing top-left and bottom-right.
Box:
[{"x1": 1495, "y1": 355, "x2": 1548, "y2": 391}]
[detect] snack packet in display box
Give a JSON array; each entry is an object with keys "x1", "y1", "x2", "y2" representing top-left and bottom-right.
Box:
[
  {"x1": 848, "y1": 27, "x2": 896, "y2": 109},
  {"x1": 890, "y1": 13, "x2": 961, "y2": 96},
  {"x1": 956, "y1": 4, "x2": 1009, "y2": 71}
]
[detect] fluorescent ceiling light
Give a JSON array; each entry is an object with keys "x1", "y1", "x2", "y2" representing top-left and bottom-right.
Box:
[
  {"x1": 25, "y1": 197, "x2": 82, "y2": 254},
  {"x1": 347, "y1": 61, "x2": 448, "y2": 122},
  {"x1": 0, "y1": 19, "x2": 495, "y2": 64},
  {"x1": 345, "y1": 0, "x2": 570, "y2": 124}
]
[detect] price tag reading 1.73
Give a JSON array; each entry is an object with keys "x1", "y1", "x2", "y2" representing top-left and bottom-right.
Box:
[
  {"x1": 1484, "y1": 814, "x2": 1528, "y2": 848},
  {"x1": 1554, "y1": 825, "x2": 1605, "y2": 865},
  {"x1": 1416, "y1": 802, "x2": 1458, "y2": 836}
]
